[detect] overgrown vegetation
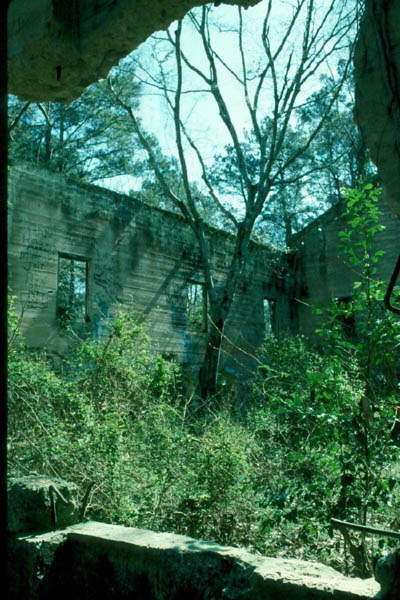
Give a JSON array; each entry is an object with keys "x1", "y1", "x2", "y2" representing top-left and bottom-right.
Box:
[
  {"x1": 8, "y1": 315, "x2": 399, "y2": 576},
  {"x1": 7, "y1": 183, "x2": 400, "y2": 578},
  {"x1": 312, "y1": 182, "x2": 400, "y2": 575}
]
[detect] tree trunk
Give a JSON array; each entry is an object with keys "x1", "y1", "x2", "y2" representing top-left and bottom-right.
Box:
[
  {"x1": 198, "y1": 221, "x2": 252, "y2": 399},
  {"x1": 198, "y1": 317, "x2": 224, "y2": 399},
  {"x1": 44, "y1": 104, "x2": 52, "y2": 165}
]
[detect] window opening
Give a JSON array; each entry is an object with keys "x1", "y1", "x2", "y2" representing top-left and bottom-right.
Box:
[
  {"x1": 264, "y1": 298, "x2": 276, "y2": 335},
  {"x1": 187, "y1": 282, "x2": 207, "y2": 333},
  {"x1": 57, "y1": 254, "x2": 89, "y2": 323},
  {"x1": 336, "y1": 296, "x2": 356, "y2": 338}
]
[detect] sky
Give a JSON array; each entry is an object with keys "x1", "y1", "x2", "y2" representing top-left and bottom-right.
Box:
[{"x1": 100, "y1": 0, "x2": 355, "y2": 197}]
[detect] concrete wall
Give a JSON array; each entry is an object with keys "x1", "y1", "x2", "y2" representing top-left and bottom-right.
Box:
[
  {"x1": 291, "y1": 197, "x2": 400, "y2": 338},
  {"x1": 354, "y1": 0, "x2": 400, "y2": 218},
  {"x1": 8, "y1": 163, "x2": 284, "y2": 382},
  {"x1": 8, "y1": 163, "x2": 399, "y2": 370},
  {"x1": 9, "y1": 521, "x2": 379, "y2": 600}
]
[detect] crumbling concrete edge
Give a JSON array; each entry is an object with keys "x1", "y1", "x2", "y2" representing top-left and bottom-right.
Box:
[{"x1": 8, "y1": 520, "x2": 380, "y2": 599}]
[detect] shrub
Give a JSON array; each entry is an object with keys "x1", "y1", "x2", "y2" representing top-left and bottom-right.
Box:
[
  {"x1": 7, "y1": 279, "x2": 399, "y2": 577},
  {"x1": 251, "y1": 333, "x2": 400, "y2": 574}
]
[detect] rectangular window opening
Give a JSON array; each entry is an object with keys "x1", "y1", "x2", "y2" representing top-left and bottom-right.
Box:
[
  {"x1": 336, "y1": 296, "x2": 356, "y2": 338},
  {"x1": 57, "y1": 253, "x2": 89, "y2": 323},
  {"x1": 187, "y1": 281, "x2": 207, "y2": 333},
  {"x1": 264, "y1": 298, "x2": 276, "y2": 336}
]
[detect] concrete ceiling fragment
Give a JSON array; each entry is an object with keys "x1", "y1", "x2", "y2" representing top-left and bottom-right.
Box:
[{"x1": 7, "y1": 0, "x2": 261, "y2": 104}]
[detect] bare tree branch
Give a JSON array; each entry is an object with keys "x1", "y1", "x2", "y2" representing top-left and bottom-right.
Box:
[
  {"x1": 36, "y1": 103, "x2": 52, "y2": 128},
  {"x1": 8, "y1": 101, "x2": 31, "y2": 133},
  {"x1": 107, "y1": 77, "x2": 185, "y2": 214}
]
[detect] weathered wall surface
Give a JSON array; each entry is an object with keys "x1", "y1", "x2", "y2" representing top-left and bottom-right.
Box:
[
  {"x1": 354, "y1": 0, "x2": 400, "y2": 217},
  {"x1": 7, "y1": 0, "x2": 260, "y2": 103},
  {"x1": 291, "y1": 199, "x2": 400, "y2": 338},
  {"x1": 8, "y1": 163, "x2": 281, "y2": 381},
  {"x1": 8, "y1": 164, "x2": 399, "y2": 367}
]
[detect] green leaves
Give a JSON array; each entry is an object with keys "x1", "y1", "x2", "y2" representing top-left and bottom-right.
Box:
[
  {"x1": 7, "y1": 281, "x2": 400, "y2": 576},
  {"x1": 311, "y1": 180, "x2": 400, "y2": 576},
  {"x1": 8, "y1": 71, "x2": 143, "y2": 183}
]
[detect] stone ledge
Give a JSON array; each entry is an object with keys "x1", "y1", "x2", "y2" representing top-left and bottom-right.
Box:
[
  {"x1": 9, "y1": 520, "x2": 380, "y2": 599},
  {"x1": 67, "y1": 522, "x2": 380, "y2": 599}
]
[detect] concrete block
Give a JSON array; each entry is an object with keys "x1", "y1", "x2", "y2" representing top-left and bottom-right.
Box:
[{"x1": 7, "y1": 475, "x2": 80, "y2": 534}]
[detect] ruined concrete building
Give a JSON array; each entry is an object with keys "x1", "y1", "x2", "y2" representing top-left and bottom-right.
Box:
[
  {"x1": 8, "y1": 162, "x2": 293, "y2": 382},
  {"x1": 7, "y1": 2, "x2": 400, "y2": 598},
  {"x1": 8, "y1": 162, "x2": 400, "y2": 383},
  {"x1": 7, "y1": 0, "x2": 400, "y2": 383}
]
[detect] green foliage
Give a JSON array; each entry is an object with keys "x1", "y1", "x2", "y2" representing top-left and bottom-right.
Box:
[
  {"x1": 186, "y1": 283, "x2": 206, "y2": 333},
  {"x1": 252, "y1": 334, "x2": 399, "y2": 575},
  {"x1": 317, "y1": 181, "x2": 400, "y2": 402},
  {"x1": 312, "y1": 181, "x2": 400, "y2": 575},
  {"x1": 8, "y1": 308, "x2": 399, "y2": 576},
  {"x1": 253, "y1": 337, "x2": 361, "y2": 525},
  {"x1": 56, "y1": 256, "x2": 88, "y2": 326},
  {"x1": 8, "y1": 312, "x2": 180, "y2": 500},
  {"x1": 8, "y1": 310, "x2": 265, "y2": 549}
]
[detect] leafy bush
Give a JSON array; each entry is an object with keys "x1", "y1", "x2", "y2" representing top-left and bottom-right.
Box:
[
  {"x1": 252, "y1": 334, "x2": 399, "y2": 574},
  {"x1": 312, "y1": 182, "x2": 400, "y2": 575},
  {"x1": 8, "y1": 304, "x2": 399, "y2": 577},
  {"x1": 8, "y1": 311, "x2": 183, "y2": 516}
]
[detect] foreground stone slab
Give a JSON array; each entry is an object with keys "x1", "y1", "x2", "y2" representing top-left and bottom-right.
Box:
[
  {"x1": 375, "y1": 547, "x2": 400, "y2": 600},
  {"x1": 9, "y1": 520, "x2": 380, "y2": 599},
  {"x1": 8, "y1": 529, "x2": 69, "y2": 600}
]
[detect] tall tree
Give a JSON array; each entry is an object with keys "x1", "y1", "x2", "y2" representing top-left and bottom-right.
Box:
[
  {"x1": 298, "y1": 72, "x2": 377, "y2": 208},
  {"x1": 8, "y1": 66, "x2": 142, "y2": 184},
  {"x1": 109, "y1": 0, "x2": 357, "y2": 398},
  {"x1": 253, "y1": 74, "x2": 377, "y2": 247},
  {"x1": 208, "y1": 119, "x2": 316, "y2": 246}
]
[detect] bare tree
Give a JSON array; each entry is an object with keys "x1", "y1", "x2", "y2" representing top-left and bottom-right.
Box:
[{"x1": 108, "y1": 0, "x2": 357, "y2": 398}]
